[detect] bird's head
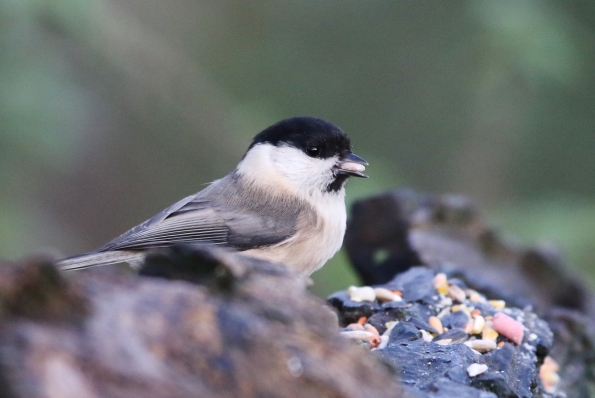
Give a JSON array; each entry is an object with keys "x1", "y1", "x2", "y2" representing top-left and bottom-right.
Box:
[{"x1": 237, "y1": 117, "x2": 368, "y2": 199}]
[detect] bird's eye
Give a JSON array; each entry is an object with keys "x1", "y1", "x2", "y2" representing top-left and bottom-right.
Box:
[{"x1": 306, "y1": 146, "x2": 320, "y2": 157}]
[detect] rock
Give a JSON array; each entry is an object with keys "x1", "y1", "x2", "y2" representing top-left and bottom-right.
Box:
[
  {"x1": 0, "y1": 245, "x2": 402, "y2": 398},
  {"x1": 445, "y1": 310, "x2": 470, "y2": 329},
  {"x1": 345, "y1": 189, "x2": 595, "y2": 397},
  {"x1": 327, "y1": 267, "x2": 558, "y2": 397}
]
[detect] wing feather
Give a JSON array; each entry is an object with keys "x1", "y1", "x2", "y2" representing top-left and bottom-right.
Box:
[{"x1": 96, "y1": 173, "x2": 304, "y2": 252}]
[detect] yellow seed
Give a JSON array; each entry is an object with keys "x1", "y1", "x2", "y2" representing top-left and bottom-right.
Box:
[
  {"x1": 348, "y1": 286, "x2": 376, "y2": 302},
  {"x1": 489, "y1": 300, "x2": 506, "y2": 309},
  {"x1": 428, "y1": 316, "x2": 444, "y2": 334},
  {"x1": 472, "y1": 315, "x2": 486, "y2": 335},
  {"x1": 436, "y1": 308, "x2": 451, "y2": 319},
  {"x1": 541, "y1": 356, "x2": 559, "y2": 372},
  {"x1": 482, "y1": 326, "x2": 499, "y2": 341},
  {"x1": 374, "y1": 287, "x2": 402, "y2": 302},
  {"x1": 465, "y1": 319, "x2": 474, "y2": 334},
  {"x1": 540, "y1": 356, "x2": 560, "y2": 392},
  {"x1": 433, "y1": 272, "x2": 447, "y2": 288},
  {"x1": 467, "y1": 289, "x2": 484, "y2": 302},
  {"x1": 467, "y1": 363, "x2": 489, "y2": 377},
  {"x1": 435, "y1": 339, "x2": 452, "y2": 345},
  {"x1": 420, "y1": 330, "x2": 433, "y2": 342},
  {"x1": 543, "y1": 372, "x2": 560, "y2": 391},
  {"x1": 448, "y1": 285, "x2": 466, "y2": 302},
  {"x1": 383, "y1": 321, "x2": 398, "y2": 336},
  {"x1": 385, "y1": 321, "x2": 397, "y2": 329},
  {"x1": 464, "y1": 339, "x2": 497, "y2": 353},
  {"x1": 433, "y1": 273, "x2": 448, "y2": 294}
]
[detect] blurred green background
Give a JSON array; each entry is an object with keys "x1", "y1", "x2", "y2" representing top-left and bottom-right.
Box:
[{"x1": 2, "y1": 0, "x2": 595, "y2": 297}]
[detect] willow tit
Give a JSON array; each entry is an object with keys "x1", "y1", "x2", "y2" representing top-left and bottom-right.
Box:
[{"x1": 58, "y1": 116, "x2": 368, "y2": 275}]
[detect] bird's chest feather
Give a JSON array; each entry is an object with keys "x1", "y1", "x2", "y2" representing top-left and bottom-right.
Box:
[
  {"x1": 242, "y1": 193, "x2": 347, "y2": 275},
  {"x1": 300, "y1": 196, "x2": 347, "y2": 272}
]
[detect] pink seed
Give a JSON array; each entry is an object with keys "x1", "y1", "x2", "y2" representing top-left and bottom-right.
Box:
[{"x1": 492, "y1": 312, "x2": 524, "y2": 345}]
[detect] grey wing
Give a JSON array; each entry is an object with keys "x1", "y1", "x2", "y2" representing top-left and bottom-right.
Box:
[{"x1": 97, "y1": 180, "x2": 299, "y2": 252}]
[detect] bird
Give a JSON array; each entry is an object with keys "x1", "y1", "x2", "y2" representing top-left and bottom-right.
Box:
[{"x1": 58, "y1": 116, "x2": 368, "y2": 276}]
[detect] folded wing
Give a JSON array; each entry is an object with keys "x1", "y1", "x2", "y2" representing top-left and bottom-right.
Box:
[{"x1": 96, "y1": 173, "x2": 303, "y2": 252}]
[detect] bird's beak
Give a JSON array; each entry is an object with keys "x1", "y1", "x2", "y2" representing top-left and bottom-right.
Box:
[{"x1": 335, "y1": 152, "x2": 369, "y2": 178}]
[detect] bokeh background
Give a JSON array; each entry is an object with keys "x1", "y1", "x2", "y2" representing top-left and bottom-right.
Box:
[{"x1": 2, "y1": 0, "x2": 595, "y2": 297}]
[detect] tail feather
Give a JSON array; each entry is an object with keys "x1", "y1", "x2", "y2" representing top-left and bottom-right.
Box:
[{"x1": 58, "y1": 251, "x2": 144, "y2": 271}]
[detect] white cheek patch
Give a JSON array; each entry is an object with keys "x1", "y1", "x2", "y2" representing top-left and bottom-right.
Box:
[
  {"x1": 236, "y1": 144, "x2": 339, "y2": 199},
  {"x1": 340, "y1": 162, "x2": 366, "y2": 173}
]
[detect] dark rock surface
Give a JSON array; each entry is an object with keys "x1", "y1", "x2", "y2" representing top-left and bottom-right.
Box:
[
  {"x1": 328, "y1": 267, "x2": 557, "y2": 398},
  {"x1": 0, "y1": 246, "x2": 403, "y2": 398},
  {"x1": 345, "y1": 189, "x2": 595, "y2": 397}
]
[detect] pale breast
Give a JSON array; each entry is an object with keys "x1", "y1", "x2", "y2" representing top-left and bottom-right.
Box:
[{"x1": 242, "y1": 194, "x2": 346, "y2": 275}]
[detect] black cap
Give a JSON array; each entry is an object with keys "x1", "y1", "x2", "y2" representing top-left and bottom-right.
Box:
[{"x1": 249, "y1": 116, "x2": 351, "y2": 160}]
